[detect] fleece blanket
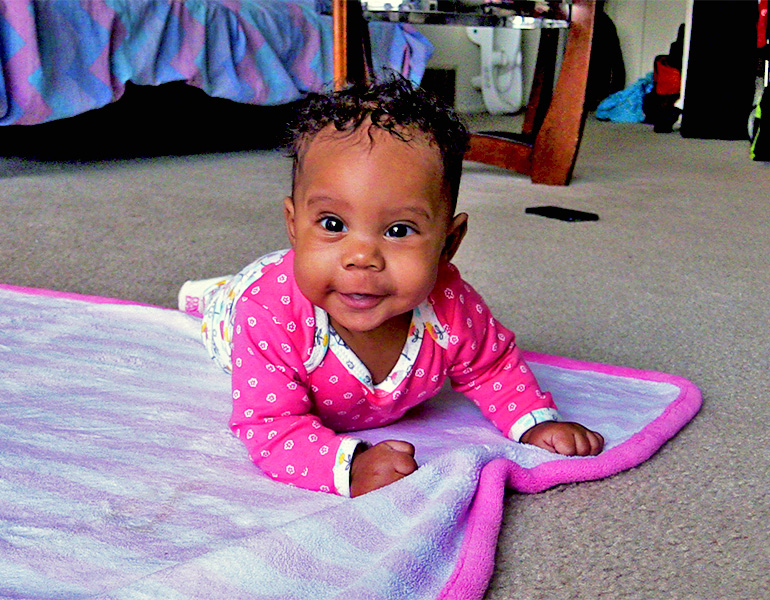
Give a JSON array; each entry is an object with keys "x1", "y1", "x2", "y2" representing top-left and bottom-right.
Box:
[
  {"x1": 0, "y1": 285, "x2": 701, "y2": 600},
  {"x1": 0, "y1": 0, "x2": 431, "y2": 125}
]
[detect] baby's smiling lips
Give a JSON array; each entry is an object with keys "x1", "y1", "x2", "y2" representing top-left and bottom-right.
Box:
[{"x1": 337, "y1": 291, "x2": 384, "y2": 310}]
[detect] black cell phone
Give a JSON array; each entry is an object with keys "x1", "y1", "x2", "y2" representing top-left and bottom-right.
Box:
[{"x1": 525, "y1": 205, "x2": 599, "y2": 222}]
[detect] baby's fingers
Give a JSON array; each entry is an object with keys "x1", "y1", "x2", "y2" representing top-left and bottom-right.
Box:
[{"x1": 553, "y1": 428, "x2": 604, "y2": 456}]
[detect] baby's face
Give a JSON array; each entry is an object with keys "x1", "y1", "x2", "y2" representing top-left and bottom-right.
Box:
[{"x1": 285, "y1": 124, "x2": 465, "y2": 336}]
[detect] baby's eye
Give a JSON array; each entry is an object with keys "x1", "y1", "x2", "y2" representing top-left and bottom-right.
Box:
[
  {"x1": 385, "y1": 223, "x2": 416, "y2": 238},
  {"x1": 320, "y1": 217, "x2": 346, "y2": 232}
]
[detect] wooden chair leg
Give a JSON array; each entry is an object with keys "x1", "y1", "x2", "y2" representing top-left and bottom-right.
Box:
[
  {"x1": 333, "y1": 0, "x2": 373, "y2": 89},
  {"x1": 466, "y1": 0, "x2": 596, "y2": 186},
  {"x1": 530, "y1": 0, "x2": 596, "y2": 185},
  {"x1": 522, "y1": 28, "x2": 559, "y2": 138}
]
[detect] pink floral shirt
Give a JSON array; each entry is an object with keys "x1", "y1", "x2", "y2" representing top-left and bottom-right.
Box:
[{"x1": 229, "y1": 250, "x2": 559, "y2": 496}]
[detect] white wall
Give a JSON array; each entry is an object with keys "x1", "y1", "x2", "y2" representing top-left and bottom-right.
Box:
[
  {"x1": 415, "y1": 25, "x2": 544, "y2": 113},
  {"x1": 603, "y1": 0, "x2": 688, "y2": 86},
  {"x1": 415, "y1": 0, "x2": 688, "y2": 113}
]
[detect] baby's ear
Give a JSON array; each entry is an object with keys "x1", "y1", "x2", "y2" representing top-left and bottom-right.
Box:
[
  {"x1": 284, "y1": 197, "x2": 297, "y2": 246},
  {"x1": 443, "y1": 213, "x2": 468, "y2": 262}
]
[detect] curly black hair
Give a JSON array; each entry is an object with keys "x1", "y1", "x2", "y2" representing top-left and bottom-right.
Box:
[{"x1": 288, "y1": 76, "x2": 468, "y2": 212}]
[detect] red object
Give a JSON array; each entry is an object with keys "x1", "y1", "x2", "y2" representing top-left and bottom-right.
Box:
[
  {"x1": 654, "y1": 56, "x2": 681, "y2": 97},
  {"x1": 760, "y1": 0, "x2": 768, "y2": 48}
]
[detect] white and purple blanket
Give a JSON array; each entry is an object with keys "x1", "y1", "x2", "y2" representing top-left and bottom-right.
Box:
[
  {"x1": 0, "y1": 0, "x2": 431, "y2": 125},
  {"x1": 0, "y1": 285, "x2": 701, "y2": 599}
]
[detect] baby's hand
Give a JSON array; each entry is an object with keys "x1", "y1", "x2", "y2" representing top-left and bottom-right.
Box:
[
  {"x1": 350, "y1": 440, "x2": 418, "y2": 497},
  {"x1": 520, "y1": 421, "x2": 604, "y2": 456}
]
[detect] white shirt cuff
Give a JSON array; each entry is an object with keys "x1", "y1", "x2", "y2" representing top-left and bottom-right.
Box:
[
  {"x1": 333, "y1": 437, "x2": 365, "y2": 497},
  {"x1": 507, "y1": 408, "x2": 561, "y2": 442}
]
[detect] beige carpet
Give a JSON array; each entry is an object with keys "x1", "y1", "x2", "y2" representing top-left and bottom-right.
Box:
[{"x1": 2, "y1": 115, "x2": 768, "y2": 599}]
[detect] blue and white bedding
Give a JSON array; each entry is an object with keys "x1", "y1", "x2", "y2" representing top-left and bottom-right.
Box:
[{"x1": 0, "y1": 0, "x2": 432, "y2": 125}]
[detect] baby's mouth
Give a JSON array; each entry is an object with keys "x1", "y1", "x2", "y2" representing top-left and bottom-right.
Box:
[{"x1": 337, "y1": 292, "x2": 385, "y2": 310}]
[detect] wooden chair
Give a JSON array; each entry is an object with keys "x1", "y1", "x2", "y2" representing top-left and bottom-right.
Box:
[{"x1": 331, "y1": 0, "x2": 596, "y2": 186}]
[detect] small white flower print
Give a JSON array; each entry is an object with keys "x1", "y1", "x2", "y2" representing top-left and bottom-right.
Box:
[
  {"x1": 489, "y1": 405, "x2": 497, "y2": 413},
  {"x1": 493, "y1": 382, "x2": 503, "y2": 391},
  {"x1": 476, "y1": 304, "x2": 483, "y2": 314},
  {"x1": 516, "y1": 384, "x2": 526, "y2": 392},
  {"x1": 520, "y1": 365, "x2": 528, "y2": 373},
  {"x1": 508, "y1": 402, "x2": 517, "y2": 412},
  {"x1": 302, "y1": 467, "x2": 309, "y2": 476},
  {"x1": 233, "y1": 390, "x2": 240, "y2": 400},
  {"x1": 308, "y1": 434, "x2": 318, "y2": 442},
  {"x1": 266, "y1": 364, "x2": 276, "y2": 372},
  {"x1": 277, "y1": 274, "x2": 287, "y2": 284},
  {"x1": 281, "y1": 343, "x2": 291, "y2": 353},
  {"x1": 266, "y1": 393, "x2": 277, "y2": 403},
  {"x1": 248, "y1": 317, "x2": 257, "y2": 327},
  {"x1": 236, "y1": 325, "x2": 242, "y2": 334},
  {"x1": 306, "y1": 317, "x2": 315, "y2": 327},
  {"x1": 284, "y1": 440, "x2": 294, "y2": 450},
  {"x1": 450, "y1": 335, "x2": 459, "y2": 345},
  {"x1": 286, "y1": 465, "x2": 295, "y2": 474},
  {"x1": 287, "y1": 382, "x2": 297, "y2": 390},
  {"x1": 329, "y1": 375, "x2": 338, "y2": 384},
  {"x1": 319, "y1": 446, "x2": 329, "y2": 455},
  {"x1": 248, "y1": 378, "x2": 258, "y2": 387},
  {"x1": 323, "y1": 399, "x2": 333, "y2": 406},
  {"x1": 246, "y1": 429, "x2": 254, "y2": 439},
  {"x1": 281, "y1": 295, "x2": 291, "y2": 305},
  {"x1": 244, "y1": 409, "x2": 254, "y2": 417},
  {"x1": 492, "y1": 343, "x2": 499, "y2": 352},
  {"x1": 344, "y1": 392, "x2": 353, "y2": 399},
  {"x1": 259, "y1": 341, "x2": 268, "y2": 350},
  {"x1": 416, "y1": 368, "x2": 425, "y2": 377},
  {"x1": 320, "y1": 485, "x2": 329, "y2": 492},
  {"x1": 261, "y1": 450, "x2": 270, "y2": 457},
  {"x1": 287, "y1": 321, "x2": 296, "y2": 332},
  {"x1": 444, "y1": 288, "x2": 454, "y2": 299},
  {"x1": 263, "y1": 417, "x2": 274, "y2": 423},
  {"x1": 467, "y1": 318, "x2": 473, "y2": 328},
  {"x1": 268, "y1": 430, "x2": 277, "y2": 439},
  {"x1": 236, "y1": 358, "x2": 243, "y2": 368},
  {"x1": 312, "y1": 421, "x2": 321, "y2": 429}
]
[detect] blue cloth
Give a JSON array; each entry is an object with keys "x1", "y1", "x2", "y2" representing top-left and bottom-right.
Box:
[{"x1": 596, "y1": 72, "x2": 654, "y2": 123}]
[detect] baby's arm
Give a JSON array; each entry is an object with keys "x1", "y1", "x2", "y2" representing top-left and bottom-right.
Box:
[
  {"x1": 520, "y1": 421, "x2": 604, "y2": 455},
  {"x1": 349, "y1": 440, "x2": 418, "y2": 497},
  {"x1": 440, "y1": 267, "x2": 604, "y2": 455},
  {"x1": 231, "y1": 299, "x2": 363, "y2": 495}
]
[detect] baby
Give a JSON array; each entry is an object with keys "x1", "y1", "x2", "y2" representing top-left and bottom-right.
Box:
[{"x1": 179, "y1": 78, "x2": 604, "y2": 497}]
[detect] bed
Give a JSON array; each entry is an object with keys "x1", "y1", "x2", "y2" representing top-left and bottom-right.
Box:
[{"x1": 0, "y1": 0, "x2": 432, "y2": 127}]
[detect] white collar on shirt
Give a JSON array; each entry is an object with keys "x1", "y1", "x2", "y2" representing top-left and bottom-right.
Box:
[{"x1": 303, "y1": 300, "x2": 448, "y2": 395}]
